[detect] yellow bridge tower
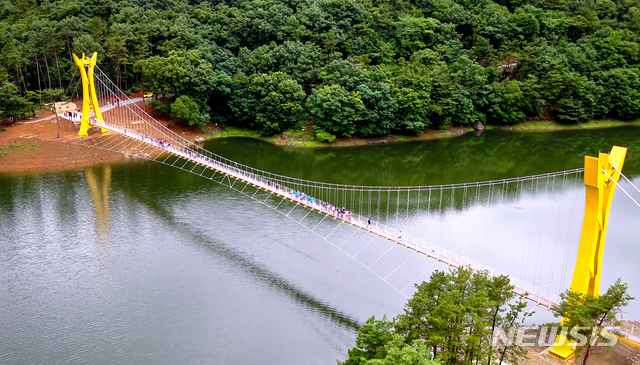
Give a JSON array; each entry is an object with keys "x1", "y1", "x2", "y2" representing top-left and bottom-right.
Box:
[
  {"x1": 72, "y1": 52, "x2": 108, "y2": 136},
  {"x1": 549, "y1": 146, "x2": 627, "y2": 361}
]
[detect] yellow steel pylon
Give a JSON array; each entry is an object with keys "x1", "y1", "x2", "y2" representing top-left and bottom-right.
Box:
[
  {"x1": 72, "y1": 52, "x2": 108, "y2": 136},
  {"x1": 549, "y1": 146, "x2": 627, "y2": 361}
]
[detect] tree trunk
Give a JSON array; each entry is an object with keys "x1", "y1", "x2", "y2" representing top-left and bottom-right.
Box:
[
  {"x1": 33, "y1": 52, "x2": 42, "y2": 92},
  {"x1": 487, "y1": 306, "x2": 500, "y2": 365},
  {"x1": 14, "y1": 66, "x2": 22, "y2": 93},
  {"x1": 65, "y1": 37, "x2": 72, "y2": 59},
  {"x1": 19, "y1": 66, "x2": 27, "y2": 92},
  {"x1": 582, "y1": 348, "x2": 591, "y2": 365},
  {"x1": 582, "y1": 308, "x2": 613, "y2": 365},
  {"x1": 42, "y1": 49, "x2": 52, "y2": 89},
  {"x1": 54, "y1": 48, "x2": 62, "y2": 89},
  {"x1": 498, "y1": 345, "x2": 508, "y2": 365},
  {"x1": 67, "y1": 73, "x2": 75, "y2": 97},
  {"x1": 116, "y1": 51, "x2": 121, "y2": 89},
  {"x1": 464, "y1": 326, "x2": 474, "y2": 362}
]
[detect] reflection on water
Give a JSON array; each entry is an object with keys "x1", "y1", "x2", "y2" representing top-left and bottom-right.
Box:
[
  {"x1": 205, "y1": 128, "x2": 640, "y2": 322},
  {"x1": 206, "y1": 127, "x2": 640, "y2": 185},
  {"x1": 85, "y1": 166, "x2": 112, "y2": 244},
  {"x1": 0, "y1": 127, "x2": 639, "y2": 364}
]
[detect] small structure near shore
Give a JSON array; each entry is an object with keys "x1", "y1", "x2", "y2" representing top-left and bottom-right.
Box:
[
  {"x1": 1, "y1": 113, "x2": 17, "y2": 125},
  {"x1": 53, "y1": 101, "x2": 78, "y2": 115},
  {"x1": 43, "y1": 101, "x2": 78, "y2": 116}
]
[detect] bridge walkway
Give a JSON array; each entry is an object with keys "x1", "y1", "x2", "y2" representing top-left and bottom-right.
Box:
[{"x1": 74, "y1": 120, "x2": 556, "y2": 308}]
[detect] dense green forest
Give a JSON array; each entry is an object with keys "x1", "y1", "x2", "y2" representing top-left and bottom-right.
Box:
[{"x1": 1, "y1": 0, "x2": 640, "y2": 138}]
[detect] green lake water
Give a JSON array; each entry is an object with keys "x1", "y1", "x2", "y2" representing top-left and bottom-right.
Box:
[{"x1": 1, "y1": 127, "x2": 638, "y2": 364}]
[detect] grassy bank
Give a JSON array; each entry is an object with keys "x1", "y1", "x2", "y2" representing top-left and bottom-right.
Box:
[
  {"x1": 0, "y1": 140, "x2": 40, "y2": 158},
  {"x1": 200, "y1": 119, "x2": 640, "y2": 148},
  {"x1": 495, "y1": 119, "x2": 640, "y2": 132},
  {"x1": 202, "y1": 125, "x2": 472, "y2": 148}
]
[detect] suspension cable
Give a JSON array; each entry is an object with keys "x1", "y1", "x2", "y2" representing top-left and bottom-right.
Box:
[
  {"x1": 612, "y1": 165, "x2": 640, "y2": 196},
  {"x1": 602, "y1": 169, "x2": 640, "y2": 208}
]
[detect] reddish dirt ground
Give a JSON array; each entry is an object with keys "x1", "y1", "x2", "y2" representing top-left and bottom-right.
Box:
[
  {"x1": 0, "y1": 98, "x2": 201, "y2": 174},
  {"x1": 0, "y1": 117, "x2": 124, "y2": 174}
]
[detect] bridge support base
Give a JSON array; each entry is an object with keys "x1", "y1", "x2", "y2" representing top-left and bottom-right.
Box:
[
  {"x1": 548, "y1": 146, "x2": 627, "y2": 361},
  {"x1": 73, "y1": 52, "x2": 107, "y2": 137}
]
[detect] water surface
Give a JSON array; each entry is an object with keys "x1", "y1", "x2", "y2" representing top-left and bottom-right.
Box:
[{"x1": 1, "y1": 127, "x2": 639, "y2": 364}]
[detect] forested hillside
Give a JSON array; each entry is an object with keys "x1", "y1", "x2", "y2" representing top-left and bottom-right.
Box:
[{"x1": 1, "y1": 0, "x2": 640, "y2": 138}]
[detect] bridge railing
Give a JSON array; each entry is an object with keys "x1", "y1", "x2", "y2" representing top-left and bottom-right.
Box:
[
  {"x1": 87, "y1": 60, "x2": 568, "y2": 306},
  {"x1": 90, "y1": 60, "x2": 583, "y2": 191}
]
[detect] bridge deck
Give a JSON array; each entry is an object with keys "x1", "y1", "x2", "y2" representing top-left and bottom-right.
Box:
[{"x1": 78, "y1": 122, "x2": 558, "y2": 309}]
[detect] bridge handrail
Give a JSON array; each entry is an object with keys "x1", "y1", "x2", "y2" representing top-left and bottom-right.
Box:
[
  {"x1": 90, "y1": 117, "x2": 565, "y2": 307},
  {"x1": 88, "y1": 61, "x2": 573, "y2": 306},
  {"x1": 89, "y1": 61, "x2": 583, "y2": 194}
]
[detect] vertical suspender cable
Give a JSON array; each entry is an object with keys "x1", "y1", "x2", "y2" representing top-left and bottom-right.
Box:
[
  {"x1": 396, "y1": 189, "x2": 400, "y2": 222},
  {"x1": 406, "y1": 187, "x2": 410, "y2": 218}
]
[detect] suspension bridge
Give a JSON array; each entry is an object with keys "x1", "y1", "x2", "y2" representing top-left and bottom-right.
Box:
[{"x1": 62, "y1": 53, "x2": 640, "y2": 360}]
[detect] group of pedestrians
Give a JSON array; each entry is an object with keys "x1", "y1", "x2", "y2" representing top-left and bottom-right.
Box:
[
  {"x1": 105, "y1": 122, "x2": 413, "y2": 245},
  {"x1": 64, "y1": 111, "x2": 80, "y2": 119},
  {"x1": 334, "y1": 206, "x2": 351, "y2": 221},
  {"x1": 289, "y1": 190, "x2": 354, "y2": 222},
  {"x1": 138, "y1": 133, "x2": 173, "y2": 151},
  {"x1": 116, "y1": 125, "x2": 233, "y2": 174}
]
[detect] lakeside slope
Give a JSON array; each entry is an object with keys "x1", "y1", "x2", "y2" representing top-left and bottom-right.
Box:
[{"x1": 1, "y1": 115, "x2": 638, "y2": 173}]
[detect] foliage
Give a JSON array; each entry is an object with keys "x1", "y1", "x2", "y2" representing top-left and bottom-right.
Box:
[
  {"x1": 340, "y1": 317, "x2": 441, "y2": 365},
  {"x1": 341, "y1": 316, "x2": 394, "y2": 364},
  {"x1": 0, "y1": 82, "x2": 30, "y2": 116},
  {"x1": 171, "y1": 95, "x2": 202, "y2": 127},
  {"x1": 368, "y1": 335, "x2": 441, "y2": 365},
  {"x1": 313, "y1": 126, "x2": 336, "y2": 142},
  {"x1": 2, "y1": 0, "x2": 640, "y2": 136},
  {"x1": 552, "y1": 279, "x2": 634, "y2": 365},
  {"x1": 149, "y1": 100, "x2": 170, "y2": 117},
  {"x1": 230, "y1": 72, "x2": 306, "y2": 135},
  {"x1": 306, "y1": 84, "x2": 364, "y2": 137},
  {"x1": 341, "y1": 268, "x2": 530, "y2": 365}
]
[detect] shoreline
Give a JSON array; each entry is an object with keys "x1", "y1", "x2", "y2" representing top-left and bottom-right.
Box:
[
  {"x1": 202, "y1": 119, "x2": 640, "y2": 148},
  {"x1": 1, "y1": 116, "x2": 639, "y2": 174}
]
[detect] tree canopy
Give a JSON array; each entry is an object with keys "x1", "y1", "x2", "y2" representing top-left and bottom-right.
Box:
[
  {"x1": 340, "y1": 268, "x2": 530, "y2": 365},
  {"x1": 2, "y1": 0, "x2": 640, "y2": 132},
  {"x1": 552, "y1": 279, "x2": 634, "y2": 365}
]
